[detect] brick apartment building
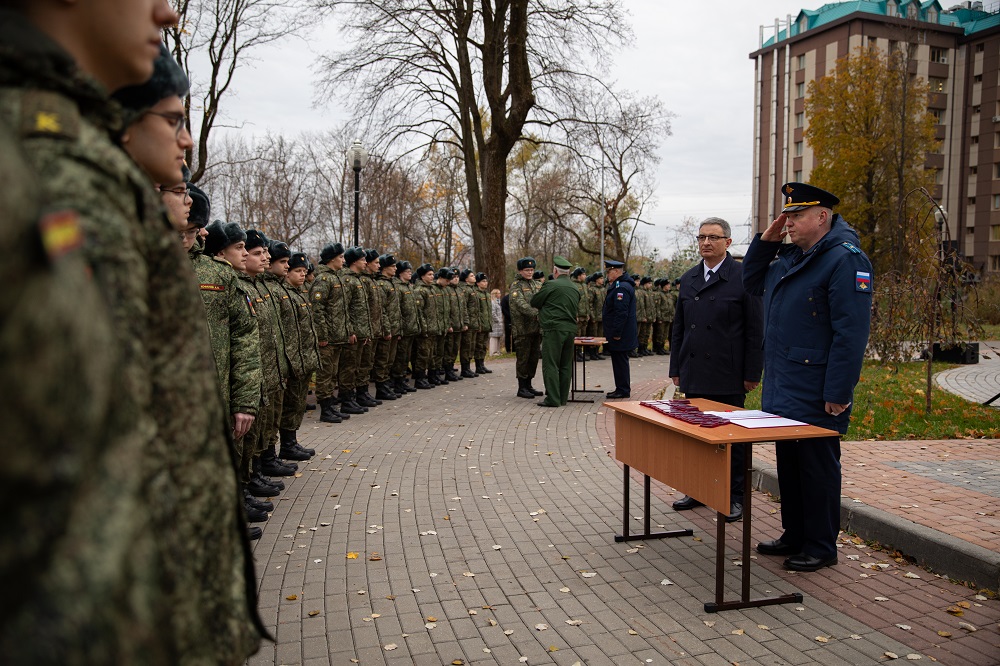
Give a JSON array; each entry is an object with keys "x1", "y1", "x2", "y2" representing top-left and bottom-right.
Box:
[{"x1": 751, "y1": 0, "x2": 1000, "y2": 272}]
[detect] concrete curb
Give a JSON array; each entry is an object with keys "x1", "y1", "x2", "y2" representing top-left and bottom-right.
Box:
[{"x1": 752, "y1": 462, "x2": 1000, "y2": 592}]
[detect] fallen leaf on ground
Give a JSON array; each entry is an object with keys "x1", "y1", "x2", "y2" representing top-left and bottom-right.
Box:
[
  {"x1": 815, "y1": 636, "x2": 829, "y2": 643},
  {"x1": 565, "y1": 619, "x2": 583, "y2": 626},
  {"x1": 946, "y1": 606, "x2": 964, "y2": 616},
  {"x1": 463, "y1": 572, "x2": 475, "y2": 577},
  {"x1": 958, "y1": 622, "x2": 977, "y2": 632},
  {"x1": 426, "y1": 616, "x2": 437, "y2": 622},
  {"x1": 383, "y1": 643, "x2": 397, "y2": 651},
  {"x1": 504, "y1": 629, "x2": 514, "y2": 635},
  {"x1": 535, "y1": 623, "x2": 548, "y2": 631},
  {"x1": 758, "y1": 625, "x2": 770, "y2": 630},
  {"x1": 937, "y1": 630, "x2": 952, "y2": 637},
  {"x1": 559, "y1": 587, "x2": 571, "y2": 593},
  {"x1": 580, "y1": 572, "x2": 597, "y2": 578},
  {"x1": 660, "y1": 578, "x2": 674, "y2": 586},
  {"x1": 346, "y1": 552, "x2": 359, "y2": 559},
  {"x1": 425, "y1": 622, "x2": 437, "y2": 629},
  {"x1": 896, "y1": 624, "x2": 911, "y2": 630},
  {"x1": 875, "y1": 596, "x2": 890, "y2": 602},
  {"x1": 956, "y1": 601, "x2": 971, "y2": 609},
  {"x1": 308, "y1": 610, "x2": 320, "y2": 617},
  {"x1": 904, "y1": 572, "x2": 920, "y2": 579},
  {"x1": 628, "y1": 629, "x2": 638, "y2": 635},
  {"x1": 885, "y1": 652, "x2": 899, "y2": 660},
  {"x1": 732, "y1": 629, "x2": 744, "y2": 635},
  {"x1": 285, "y1": 594, "x2": 298, "y2": 600}
]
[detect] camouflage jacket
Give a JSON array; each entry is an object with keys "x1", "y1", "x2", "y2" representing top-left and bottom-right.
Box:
[
  {"x1": 341, "y1": 269, "x2": 372, "y2": 340},
  {"x1": 360, "y1": 272, "x2": 384, "y2": 338},
  {"x1": 589, "y1": 283, "x2": 604, "y2": 322},
  {"x1": 240, "y1": 274, "x2": 285, "y2": 394},
  {"x1": 192, "y1": 252, "x2": 262, "y2": 416},
  {"x1": 475, "y1": 286, "x2": 491, "y2": 331},
  {"x1": 265, "y1": 272, "x2": 308, "y2": 380},
  {"x1": 0, "y1": 13, "x2": 262, "y2": 663},
  {"x1": 508, "y1": 275, "x2": 541, "y2": 336},
  {"x1": 575, "y1": 280, "x2": 590, "y2": 321},
  {"x1": 461, "y1": 283, "x2": 481, "y2": 331},
  {"x1": 414, "y1": 281, "x2": 441, "y2": 335},
  {"x1": 435, "y1": 283, "x2": 453, "y2": 332},
  {"x1": 288, "y1": 282, "x2": 319, "y2": 374},
  {"x1": 308, "y1": 264, "x2": 349, "y2": 345},
  {"x1": 447, "y1": 284, "x2": 463, "y2": 330},
  {"x1": 661, "y1": 289, "x2": 677, "y2": 321},
  {"x1": 636, "y1": 287, "x2": 649, "y2": 323},
  {"x1": 376, "y1": 273, "x2": 402, "y2": 337},
  {"x1": 394, "y1": 277, "x2": 421, "y2": 336}
]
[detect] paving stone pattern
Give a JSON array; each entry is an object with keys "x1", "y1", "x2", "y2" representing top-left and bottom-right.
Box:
[{"x1": 248, "y1": 355, "x2": 999, "y2": 665}]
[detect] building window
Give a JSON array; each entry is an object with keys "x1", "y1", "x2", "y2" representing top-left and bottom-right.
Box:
[
  {"x1": 794, "y1": 170, "x2": 802, "y2": 182},
  {"x1": 995, "y1": 132, "x2": 1000, "y2": 148},
  {"x1": 969, "y1": 197, "x2": 977, "y2": 206},
  {"x1": 796, "y1": 82, "x2": 805, "y2": 98},
  {"x1": 907, "y1": 3, "x2": 919, "y2": 19},
  {"x1": 795, "y1": 112, "x2": 804, "y2": 128},
  {"x1": 928, "y1": 77, "x2": 946, "y2": 93},
  {"x1": 991, "y1": 255, "x2": 1000, "y2": 271},
  {"x1": 996, "y1": 164, "x2": 1000, "y2": 178},
  {"x1": 992, "y1": 225, "x2": 1000, "y2": 240},
  {"x1": 795, "y1": 141, "x2": 803, "y2": 157},
  {"x1": 995, "y1": 194, "x2": 1000, "y2": 209},
  {"x1": 797, "y1": 54, "x2": 806, "y2": 69},
  {"x1": 887, "y1": 0, "x2": 897, "y2": 17},
  {"x1": 930, "y1": 47, "x2": 948, "y2": 64},
  {"x1": 973, "y1": 105, "x2": 981, "y2": 114},
  {"x1": 977, "y1": 43, "x2": 985, "y2": 53},
  {"x1": 927, "y1": 8, "x2": 937, "y2": 22},
  {"x1": 930, "y1": 109, "x2": 943, "y2": 123},
  {"x1": 971, "y1": 166, "x2": 978, "y2": 175},
  {"x1": 975, "y1": 74, "x2": 983, "y2": 84},
  {"x1": 935, "y1": 169, "x2": 943, "y2": 184},
  {"x1": 972, "y1": 135, "x2": 980, "y2": 144}
]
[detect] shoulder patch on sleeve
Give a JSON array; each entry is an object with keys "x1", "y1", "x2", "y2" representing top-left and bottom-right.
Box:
[
  {"x1": 841, "y1": 242, "x2": 861, "y2": 254},
  {"x1": 856, "y1": 271, "x2": 872, "y2": 292},
  {"x1": 38, "y1": 209, "x2": 83, "y2": 261},
  {"x1": 200, "y1": 283, "x2": 224, "y2": 292},
  {"x1": 20, "y1": 90, "x2": 81, "y2": 140}
]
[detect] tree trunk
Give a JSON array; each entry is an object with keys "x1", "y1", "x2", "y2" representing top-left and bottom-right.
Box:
[{"x1": 475, "y1": 145, "x2": 509, "y2": 290}]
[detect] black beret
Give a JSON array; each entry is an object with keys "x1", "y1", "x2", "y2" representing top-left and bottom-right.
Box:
[
  {"x1": 640, "y1": 276, "x2": 652, "y2": 285},
  {"x1": 572, "y1": 267, "x2": 586, "y2": 278},
  {"x1": 204, "y1": 220, "x2": 246, "y2": 256},
  {"x1": 436, "y1": 268, "x2": 452, "y2": 280},
  {"x1": 379, "y1": 253, "x2": 396, "y2": 269},
  {"x1": 533, "y1": 270, "x2": 544, "y2": 280},
  {"x1": 516, "y1": 257, "x2": 536, "y2": 271},
  {"x1": 364, "y1": 248, "x2": 380, "y2": 263},
  {"x1": 289, "y1": 252, "x2": 309, "y2": 270},
  {"x1": 188, "y1": 183, "x2": 210, "y2": 228},
  {"x1": 320, "y1": 242, "x2": 345, "y2": 264},
  {"x1": 244, "y1": 229, "x2": 268, "y2": 251},
  {"x1": 475, "y1": 272, "x2": 487, "y2": 282},
  {"x1": 459, "y1": 268, "x2": 473, "y2": 281},
  {"x1": 269, "y1": 240, "x2": 290, "y2": 262},
  {"x1": 653, "y1": 278, "x2": 662, "y2": 287},
  {"x1": 672, "y1": 278, "x2": 681, "y2": 286},
  {"x1": 307, "y1": 262, "x2": 315, "y2": 275},
  {"x1": 344, "y1": 246, "x2": 367, "y2": 266},
  {"x1": 415, "y1": 263, "x2": 434, "y2": 278},
  {"x1": 396, "y1": 260, "x2": 412, "y2": 273},
  {"x1": 113, "y1": 44, "x2": 190, "y2": 124}
]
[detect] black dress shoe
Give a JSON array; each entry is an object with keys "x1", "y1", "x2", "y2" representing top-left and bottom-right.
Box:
[
  {"x1": 248, "y1": 526, "x2": 263, "y2": 540},
  {"x1": 672, "y1": 495, "x2": 704, "y2": 511},
  {"x1": 605, "y1": 390, "x2": 630, "y2": 399},
  {"x1": 537, "y1": 401, "x2": 558, "y2": 407},
  {"x1": 756, "y1": 539, "x2": 800, "y2": 556},
  {"x1": 725, "y1": 501, "x2": 743, "y2": 523},
  {"x1": 783, "y1": 554, "x2": 837, "y2": 572},
  {"x1": 245, "y1": 504, "x2": 268, "y2": 523}
]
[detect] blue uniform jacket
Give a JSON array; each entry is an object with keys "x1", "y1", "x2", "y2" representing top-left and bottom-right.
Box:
[
  {"x1": 741, "y1": 215, "x2": 873, "y2": 433},
  {"x1": 602, "y1": 274, "x2": 638, "y2": 351},
  {"x1": 668, "y1": 254, "x2": 763, "y2": 395}
]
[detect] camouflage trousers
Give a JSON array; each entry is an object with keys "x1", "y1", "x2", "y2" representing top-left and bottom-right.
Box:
[
  {"x1": 279, "y1": 372, "x2": 312, "y2": 431},
  {"x1": 460, "y1": 328, "x2": 475, "y2": 363},
  {"x1": 413, "y1": 335, "x2": 434, "y2": 374},
  {"x1": 587, "y1": 320, "x2": 603, "y2": 338},
  {"x1": 514, "y1": 333, "x2": 541, "y2": 379},
  {"x1": 315, "y1": 344, "x2": 342, "y2": 400},
  {"x1": 444, "y1": 331, "x2": 461, "y2": 367},
  {"x1": 373, "y1": 337, "x2": 397, "y2": 383},
  {"x1": 637, "y1": 322, "x2": 652, "y2": 350},
  {"x1": 339, "y1": 342, "x2": 361, "y2": 393},
  {"x1": 391, "y1": 336, "x2": 415, "y2": 379},
  {"x1": 434, "y1": 333, "x2": 447, "y2": 369},
  {"x1": 474, "y1": 331, "x2": 489, "y2": 360},
  {"x1": 244, "y1": 384, "x2": 283, "y2": 460},
  {"x1": 357, "y1": 338, "x2": 376, "y2": 389},
  {"x1": 653, "y1": 321, "x2": 668, "y2": 351},
  {"x1": 577, "y1": 319, "x2": 588, "y2": 337}
]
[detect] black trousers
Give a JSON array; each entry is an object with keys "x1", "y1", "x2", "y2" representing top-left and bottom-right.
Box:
[
  {"x1": 684, "y1": 392, "x2": 746, "y2": 501},
  {"x1": 609, "y1": 350, "x2": 631, "y2": 395},
  {"x1": 775, "y1": 435, "x2": 842, "y2": 560}
]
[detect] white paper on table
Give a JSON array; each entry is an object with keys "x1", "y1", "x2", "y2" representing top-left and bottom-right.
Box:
[
  {"x1": 728, "y1": 416, "x2": 807, "y2": 428},
  {"x1": 703, "y1": 410, "x2": 775, "y2": 419}
]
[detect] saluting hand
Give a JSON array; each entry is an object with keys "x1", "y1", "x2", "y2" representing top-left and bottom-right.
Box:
[{"x1": 761, "y1": 213, "x2": 788, "y2": 242}]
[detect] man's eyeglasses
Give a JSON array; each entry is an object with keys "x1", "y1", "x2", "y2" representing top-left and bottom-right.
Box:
[
  {"x1": 159, "y1": 184, "x2": 188, "y2": 196},
  {"x1": 179, "y1": 228, "x2": 200, "y2": 239},
  {"x1": 696, "y1": 234, "x2": 728, "y2": 243},
  {"x1": 146, "y1": 111, "x2": 187, "y2": 138}
]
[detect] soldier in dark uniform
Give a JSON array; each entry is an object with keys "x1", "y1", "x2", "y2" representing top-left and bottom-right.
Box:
[
  {"x1": 602, "y1": 260, "x2": 638, "y2": 398},
  {"x1": 509, "y1": 257, "x2": 543, "y2": 398},
  {"x1": 530, "y1": 256, "x2": 581, "y2": 407},
  {"x1": 744, "y1": 183, "x2": 873, "y2": 572}
]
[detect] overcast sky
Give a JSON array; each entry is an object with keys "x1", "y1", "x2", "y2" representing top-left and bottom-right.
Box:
[{"x1": 211, "y1": 0, "x2": 802, "y2": 254}]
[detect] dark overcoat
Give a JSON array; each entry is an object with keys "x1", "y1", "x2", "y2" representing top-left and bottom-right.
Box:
[{"x1": 602, "y1": 274, "x2": 638, "y2": 351}]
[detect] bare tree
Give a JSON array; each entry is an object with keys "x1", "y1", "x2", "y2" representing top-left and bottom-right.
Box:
[
  {"x1": 164, "y1": 0, "x2": 313, "y2": 183},
  {"x1": 314, "y1": 0, "x2": 629, "y2": 289}
]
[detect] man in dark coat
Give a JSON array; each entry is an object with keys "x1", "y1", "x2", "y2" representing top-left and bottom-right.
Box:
[
  {"x1": 601, "y1": 259, "x2": 638, "y2": 398},
  {"x1": 669, "y1": 217, "x2": 763, "y2": 522},
  {"x1": 742, "y1": 182, "x2": 873, "y2": 573}
]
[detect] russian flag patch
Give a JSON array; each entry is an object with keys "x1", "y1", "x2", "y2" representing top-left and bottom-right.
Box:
[{"x1": 855, "y1": 271, "x2": 871, "y2": 292}]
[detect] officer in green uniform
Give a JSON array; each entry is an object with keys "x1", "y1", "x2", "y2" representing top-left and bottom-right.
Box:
[
  {"x1": 340, "y1": 246, "x2": 373, "y2": 410},
  {"x1": 391, "y1": 261, "x2": 420, "y2": 393},
  {"x1": 309, "y1": 243, "x2": 353, "y2": 420},
  {"x1": 530, "y1": 256, "x2": 581, "y2": 407},
  {"x1": 474, "y1": 272, "x2": 493, "y2": 374},
  {"x1": 374, "y1": 253, "x2": 402, "y2": 400},
  {"x1": 0, "y1": 5, "x2": 265, "y2": 661},
  {"x1": 509, "y1": 257, "x2": 542, "y2": 398},
  {"x1": 586, "y1": 272, "x2": 606, "y2": 360},
  {"x1": 280, "y1": 251, "x2": 320, "y2": 452},
  {"x1": 412, "y1": 264, "x2": 440, "y2": 388}
]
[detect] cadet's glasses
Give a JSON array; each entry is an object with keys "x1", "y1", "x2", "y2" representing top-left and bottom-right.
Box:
[{"x1": 146, "y1": 111, "x2": 187, "y2": 138}]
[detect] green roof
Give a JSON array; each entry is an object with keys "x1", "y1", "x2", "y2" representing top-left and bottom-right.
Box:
[{"x1": 761, "y1": 0, "x2": 994, "y2": 48}]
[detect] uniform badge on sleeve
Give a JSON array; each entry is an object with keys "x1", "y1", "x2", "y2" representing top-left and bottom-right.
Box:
[
  {"x1": 855, "y1": 271, "x2": 871, "y2": 292},
  {"x1": 616, "y1": 293, "x2": 623, "y2": 300}
]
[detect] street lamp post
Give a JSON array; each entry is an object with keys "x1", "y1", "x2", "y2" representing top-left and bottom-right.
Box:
[{"x1": 347, "y1": 139, "x2": 369, "y2": 246}]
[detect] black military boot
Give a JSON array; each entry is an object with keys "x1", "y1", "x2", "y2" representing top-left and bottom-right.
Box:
[
  {"x1": 460, "y1": 361, "x2": 476, "y2": 378},
  {"x1": 476, "y1": 359, "x2": 492, "y2": 374},
  {"x1": 318, "y1": 397, "x2": 342, "y2": 423},
  {"x1": 339, "y1": 389, "x2": 365, "y2": 414},
  {"x1": 516, "y1": 377, "x2": 535, "y2": 399},
  {"x1": 244, "y1": 501, "x2": 268, "y2": 523},
  {"x1": 575, "y1": 351, "x2": 585, "y2": 362},
  {"x1": 375, "y1": 382, "x2": 398, "y2": 401},
  {"x1": 397, "y1": 377, "x2": 414, "y2": 393},
  {"x1": 356, "y1": 388, "x2": 379, "y2": 408},
  {"x1": 244, "y1": 486, "x2": 273, "y2": 512},
  {"x1": 445, "y1": 365, "x2": 461, "y2": 382},
  {"x1": 305, "y1": 388, "x2": 316, "y2": 411},
  {"x1": 414, "y1": 371, "x2": 433, "y2": 389},
  {"x1": 247, "y1": 526, "x2": 263, "y2": 540},
  {"x1": 247, "y1": 460, "x2": 280, "y2": 497},
  {"x1": 279, "y1": 429, "x2": 311, "y2": 461},
  {"x1": 437, "y1": 368, "x2": 449, "y2": 384},
  {"x1": 261, "y1": 448, "x2": 296, "y2": 477},
  {"x1": 527, "y1": 380, "x2": 543, "y2": 396}
]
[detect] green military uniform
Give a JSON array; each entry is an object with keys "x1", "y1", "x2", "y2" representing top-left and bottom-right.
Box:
[
  {"x1": 635, "y1": 278, "x2": 649, "y2": 353},
  {"x1": 340, "y1": 266, "x2": 372, "y2": 401},
  {"x1": 474, "y1": 279, "x2": 492, "y2": 372},
  {"x1": 0, "y1": 13, "x2": 263, "y2": 662},
  {"x1": 445, "y1": 280, "x2": 463, "y2": 377},
  {"x1": 411, "y1": 271, "x2": 441, "y2": 385},
  {"x1": 459, "y1": 276, "x2": 479, "y2": 376},
  {"x1": 652, "y1": 279, "x2": 673, "y2": 354},
  {"x1": 586, "y1": 275, "x2": 605, "y2": 357},
  {"x1": 530, "y1": 257, "x2": 581, "y2": 406},
  {"x1": 374, "y1": 269, "x2": 401, "y2": 391},
  {"x1": 358, "y1": 267, "x2": 383, "y2": 395},
  {"x1": 509, "y1": 266, "x2": 542, "y2": 383},
  {"x1": 434, "y1": 273, "x2": 453, "y2": 380},
  {"x1": 281, "y1": 279, "x2": 320, "y2": 429},
  {"x1": 573, "y1": 271, "x2": 590, "y2": 337},
  {"x1": 309, "y1": 261, "x2": 349, "y2": 405},
  {"x1": 391, "y1": 269, "x2": 420, "y2": 389},
  {"x1": 241, "y1": 273, "x2": 287, "y2": 460}
]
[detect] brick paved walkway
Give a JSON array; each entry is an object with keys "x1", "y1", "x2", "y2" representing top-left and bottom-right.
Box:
[{"x1": 248, "y1": 355, "x2": 999, "y2": 665}]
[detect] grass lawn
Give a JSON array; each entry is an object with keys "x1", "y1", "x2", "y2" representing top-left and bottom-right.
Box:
[
  {"x1": 744, "y1": 360, "x2": 1000, "y2": 440},
  {"x1": 979, "y1": 323, "x2": 1000, "y2": 341}
]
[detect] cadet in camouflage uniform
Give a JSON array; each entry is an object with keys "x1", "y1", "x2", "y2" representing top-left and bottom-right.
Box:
[
  {"x1": 0, "y1": 8, "x2": 264, "y2": 662},
  {"x1": 445, "y1": 270, "x2": 465, "y2": 380},
  {"x1": 431, "y1": 268, "x2": 453, "y2": 384},
  {"x1": 281, "y1": 252, "x2": 321, "y2": 437},
  {"x1": 634, "y1": 276, "x2": 650, "y2": 355},
  {"x1": 374, "y1": 253, "x2": 402, "y2": 400},
  {"x1": 571, "y1": 267, "x2": 590, "y2": 361},
  {"x1": 266, "y1": 241, "x2": 316, "y2": 462},
  {"x1": 650, "y1": 278, "x2": 669, "y2": 355},
  {"x1": 411, "y1": 264, "x2": 439, "y2": 387},
  {"x1": 586, "y1": 272, "x2": 606, "y2": 360},
  {"x1": 665, "y1": 279, "x2": 679, "y2": 351},
  {"x1": 340, "y1": 246, "x2": 374, "y2": 410},
  {"x1": 391, "y1": 261, "x2": 420, "y2": 393},
  {"x1": 357, "y1": 248, "x2": 384, "y2": 406},
  {"x1": 509, "y1": 257, "x2": 543, "y2": 398},
  {"x1": 473, "y1": 272, "x2": 493, "y2": 375},
  {"x1": 458, "y1": 268, "x2": 480, "y2": 378},
  {"x1": 309, "y1": 243, "x2": 353, "y2": 421}
]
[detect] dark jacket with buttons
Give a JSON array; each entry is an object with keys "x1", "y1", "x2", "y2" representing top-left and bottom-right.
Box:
[
  {"x1": 602, "y1": 274, "x2": 638, "y2": 351},
  {"x1": 669, "y1": 253, "x2": 763, "y2": 396},
  {"x1": 742, "y1": 215, "x2": 873, "y2": 433}
]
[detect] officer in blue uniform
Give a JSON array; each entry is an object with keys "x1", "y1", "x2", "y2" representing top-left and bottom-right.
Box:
[
  {"x1": 742, "y1": 182, "x2": 873, "y2": 572},
  {"x1": 601, "y1": 259, "x2": 638, "y2": 398}
]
